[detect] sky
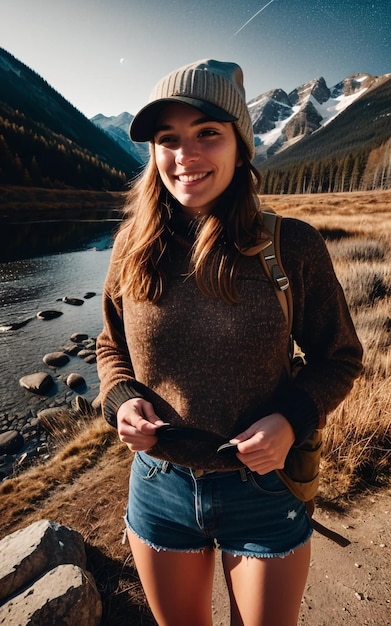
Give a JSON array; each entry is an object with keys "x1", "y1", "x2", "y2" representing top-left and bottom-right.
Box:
[{"x1": 1, "y1": 0, "x2": 390, "y2": 120}]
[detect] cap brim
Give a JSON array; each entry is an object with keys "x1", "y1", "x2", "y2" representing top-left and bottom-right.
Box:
[{"x1": 130, "y1": 97, "x2": 237, "y2": 142}]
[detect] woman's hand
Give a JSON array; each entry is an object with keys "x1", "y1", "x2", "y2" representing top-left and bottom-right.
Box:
[
  {"x1": 117, "y1": 398, "x2": 167, "y2": 452},
  {"x1": 231, "y1": 413, "x2": 295, "y2": 474}
]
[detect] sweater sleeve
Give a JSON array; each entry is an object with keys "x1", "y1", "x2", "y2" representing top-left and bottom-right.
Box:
[
  {"x1": 96, "y1": 228, "x2": 144, "y2": 428},
  {"x1": 275, "y1": 218, "x2": 363, "y2": 444}
]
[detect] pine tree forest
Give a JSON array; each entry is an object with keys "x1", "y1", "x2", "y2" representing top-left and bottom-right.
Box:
[
  {"x1": 258, "y1": 137, "x2": 391, "y2": 194},
  {"x1": 0, "y1": 105, "x2": 127, "y2": 190}
]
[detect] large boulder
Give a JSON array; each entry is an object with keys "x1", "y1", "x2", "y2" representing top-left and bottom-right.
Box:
[
  {"x1": 0, "y1": 520, "x2": 101, "y2": 625},
  {"x1": 0, "y1": 520, "x2": 86, "y2": 601},
  {"x1": 0, "y1": 563, "x2": 101, "y2": 626}
]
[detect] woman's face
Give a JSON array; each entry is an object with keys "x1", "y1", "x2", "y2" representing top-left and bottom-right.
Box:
[{"x1": 153, "y1": 103, "x2": 242, "y2": 218}]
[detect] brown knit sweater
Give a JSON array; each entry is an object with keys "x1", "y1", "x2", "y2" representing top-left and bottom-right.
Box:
[{"x1": 96, "y1": 215, "x2": 363, "y2": 470}]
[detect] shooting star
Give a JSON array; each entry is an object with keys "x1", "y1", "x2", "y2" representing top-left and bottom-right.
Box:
[{"x1": 234, "y1": 0, "x2": 277, "y2": 37}]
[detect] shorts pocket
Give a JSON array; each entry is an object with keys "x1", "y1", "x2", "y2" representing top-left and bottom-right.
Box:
[
  {"x1": 247, "y1": 470, "x2": 290, "y2": 495},
  {"x1": 131, "y1": 452, "x2": 165, "y2": 480}
]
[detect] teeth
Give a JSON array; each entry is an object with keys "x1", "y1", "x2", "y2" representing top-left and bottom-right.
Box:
[{"x1": 178, "y1": 173, "x2": 208, "y2": 182}]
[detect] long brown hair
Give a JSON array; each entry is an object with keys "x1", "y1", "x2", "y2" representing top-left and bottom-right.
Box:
[{"x1": 116, "y1": 133, "x2": 265, "y2": 304}]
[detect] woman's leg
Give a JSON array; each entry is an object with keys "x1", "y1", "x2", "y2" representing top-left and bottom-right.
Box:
[
  {"x1": 222, "y1": 540, "x2": 311, "y2": 626},
  {"x1": 128, "y1": 530, "x2": 216, "y2": 626}
]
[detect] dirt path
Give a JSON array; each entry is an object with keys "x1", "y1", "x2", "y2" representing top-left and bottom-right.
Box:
[
  {"x1": 212, "y1": 488, "x2": 391, "y2": 626},
  {"x1": 1, "y1": 429, "x2": 389, "y2": 626}
]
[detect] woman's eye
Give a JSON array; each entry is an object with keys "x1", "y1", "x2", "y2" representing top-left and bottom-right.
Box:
[
  {"x1": 156, "y1": 135, "x2": 177, "y2": 145},
  {"x1": 199, "y1": 129, "x2": 219, "y2": 138},
  {"x1": 154, "y1": 128, "x2": 220, "y2": 145}
]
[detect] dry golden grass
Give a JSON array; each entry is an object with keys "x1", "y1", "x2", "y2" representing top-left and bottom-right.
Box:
[
  {"x1": 0, "y1": 416, "x2": 149, "y2": 625},
  {"x1": 1, "y1": 190, "x2": 390, "y2": 625},
  {"x1": 264, "y1": 190, "x2": 391, "y2": 501}
]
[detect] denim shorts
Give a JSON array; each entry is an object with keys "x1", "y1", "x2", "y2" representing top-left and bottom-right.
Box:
[{"x1": 125, "y1": 452, "x2": 312, "y2": 558}]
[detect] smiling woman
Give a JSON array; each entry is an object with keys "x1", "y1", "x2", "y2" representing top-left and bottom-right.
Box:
[
  {"x1": 95, "y1": 58, "x2": 363, "y2": 626},
  {"x1": 153, "y1": 104, "x2": 242, "y2": 217}
]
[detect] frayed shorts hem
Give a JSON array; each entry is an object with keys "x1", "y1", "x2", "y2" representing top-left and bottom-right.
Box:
[
  {"x1": 217, "y1": 527, "x2": 313, "y2": 559},
  {"x1": 124, "y1": 516, "x2": 207, "y2": 553},
  {"x1": 126, "y1": 452, "x2": 313, "y2": 557},
  {"x1": 124, "y1": 514, "x2": 313, "y2": 558}
]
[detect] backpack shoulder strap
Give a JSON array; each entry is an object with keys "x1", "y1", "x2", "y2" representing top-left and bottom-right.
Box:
[
  {"x1": 258, "y1": 212, "x2": 293, "y2": 335},
  {"x1": 259, "y1": 214, "x2": 350, "y2": 543}
]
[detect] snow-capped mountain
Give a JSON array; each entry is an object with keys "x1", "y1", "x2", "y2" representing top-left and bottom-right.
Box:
[
  {"x1": 92, "y1": 71, "x2": 390, "y2": 168},
  {"x1": 91, "y1": 112, "x2": 148, "y2": 164},
  {"x1": 249, "y1": 73, "x2": 387, "y2": 165}
]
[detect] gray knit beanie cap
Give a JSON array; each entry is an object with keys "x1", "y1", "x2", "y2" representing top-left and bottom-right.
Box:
[{"x1": 130, "y1": 59, "x2": 254, "y2": 159}]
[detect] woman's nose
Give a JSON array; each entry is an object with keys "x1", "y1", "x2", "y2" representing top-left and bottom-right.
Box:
[{"x1": 175, "y1": 140, "x2": 199, "y2": 164}]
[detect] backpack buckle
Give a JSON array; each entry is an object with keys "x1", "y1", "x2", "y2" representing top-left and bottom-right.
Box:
[{"x1": 273, "y1": 266, "x2": 290, "y2": 291}]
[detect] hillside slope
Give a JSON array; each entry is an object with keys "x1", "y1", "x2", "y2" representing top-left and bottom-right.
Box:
[{"x1": 0, "y1": 47, "x2": 142, "y2": 189}]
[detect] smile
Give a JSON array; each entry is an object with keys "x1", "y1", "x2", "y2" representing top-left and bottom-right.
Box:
[{"x1": 176, "y1": 172, "x2": 210, "y2": 183}]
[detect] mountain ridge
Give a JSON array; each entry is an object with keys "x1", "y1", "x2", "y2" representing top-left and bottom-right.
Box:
[
  {"x1": 93, "y1": 71, "x2": 391, "y2": 175},
  {"x1": 91, "y1": 112, "x2": 149, "y2": 164},
  {"x1": 249, "y1": 72, "x2": 390, "y2": 165},
  {"x1": 0, "y1": 47, "x2": 142, "y2": 189},
  {"x1": 1, "y1": 44, "x2": 390, "y2": 193}
]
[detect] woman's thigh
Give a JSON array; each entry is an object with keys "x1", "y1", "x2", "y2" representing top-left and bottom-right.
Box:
[
  {"x1": 128, "y1": 530, "x2": 215, "y2": 626},
  {"x1": 125, "y1": 453, "x2": 312, "y2": 624},
  {"x1": 222, "y1": 540, "x2": 311, "y2": 626}
]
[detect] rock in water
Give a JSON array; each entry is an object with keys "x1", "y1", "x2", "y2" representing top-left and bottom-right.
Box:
[
  {"x1": 36, "y1": 310, "x2": 63, "y2": 320},
  {"x1": 19, "y1": 372, "x2": 54, "y2": 394},
  {"x1": 0, "y1": 430, "x2": 24, "y2": 455},
  {"x1": 43, "y1": 352, "x2": 70, "y2": 367},
  {"x1": 70, "y1": 332, "x2": 89, "y2": 342},
  {"x1": 62, "y1": 297, "x2": 84, "y2": 306},
  {"x1": 66, "y1": 373, "x2": 86, "y2": 389},
  {"x1": 0, "y1": 318, "x2": 33, "y2": 331}
]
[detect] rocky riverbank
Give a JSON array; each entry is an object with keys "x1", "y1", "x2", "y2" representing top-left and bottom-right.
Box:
[{"x1": 0, "y1": 293, "x2": 102, "y2": 482}]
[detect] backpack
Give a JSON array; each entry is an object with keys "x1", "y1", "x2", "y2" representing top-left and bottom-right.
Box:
[{"x1": 259, "y1": 212, "x2": 349, "y2": 547}]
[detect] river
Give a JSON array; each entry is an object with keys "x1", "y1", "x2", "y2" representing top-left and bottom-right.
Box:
[{"x1": 0, "y1": 241, "x2": 113, "y2": 423}]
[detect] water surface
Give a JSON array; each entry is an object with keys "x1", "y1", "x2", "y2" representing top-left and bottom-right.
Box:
[{"x1": 0, "y1": 245, "x2": 112, "y2": 420}]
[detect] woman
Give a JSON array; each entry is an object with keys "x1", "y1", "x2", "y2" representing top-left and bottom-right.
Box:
[{"x1": 97, "y1": 59, "x2": 363, "y2": 626}]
